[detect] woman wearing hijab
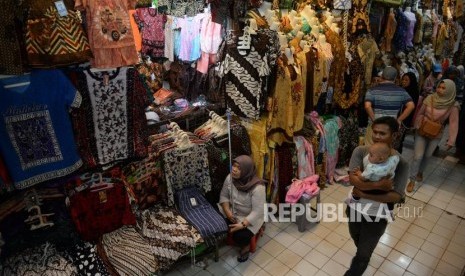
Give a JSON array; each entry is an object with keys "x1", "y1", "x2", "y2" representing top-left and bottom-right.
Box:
[
  {"x1": 219, "y1": 155, "x2": 266, "y2": 262},
  {"x1": 407, "y1": 79, "x2": 461, "y2": 192}
]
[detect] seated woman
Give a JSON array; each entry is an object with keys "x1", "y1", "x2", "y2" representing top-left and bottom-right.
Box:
[{"x1": 219, "y1": 155, "x2": 266, "y2": 262}]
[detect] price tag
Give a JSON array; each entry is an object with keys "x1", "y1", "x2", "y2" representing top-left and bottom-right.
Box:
[
  {"x1": 54, "y1": 1, "x2": 68, "y2": 17},
  {"x1": 190, "y1": 197, "x2": 197, "y2": 206}
]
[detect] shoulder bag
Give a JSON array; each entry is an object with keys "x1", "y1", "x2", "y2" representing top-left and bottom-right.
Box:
[{"x1": 417, "y1": 98, "x2": 451, "y2": 139}]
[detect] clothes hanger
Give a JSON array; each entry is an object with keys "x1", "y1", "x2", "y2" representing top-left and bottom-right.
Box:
[{"x1": 176, "y1": 133, "x2": 193, "y2": 149}]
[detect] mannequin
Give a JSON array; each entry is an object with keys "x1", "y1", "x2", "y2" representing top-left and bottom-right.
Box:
[
  {"x1": 404, "y1": 6, "x2": 416, "y2": 47},
  {"x1": 325, "y1": 13, "x2": 334, "y2": 26},
  {"x1": 290, "y1": 14, "x2": 302, "y2": 29},
  {"x1": 285, "y1": 47, "x2": 295, "y2": 64},
  {"x1": 292, "y1": 23, "x2": 303, "y2": 34},
  {"x1": 300, "y1": 40, "x2": 311, "y2": 52},
  {"x1": 310, "y1": 25, "x2": 320, "y2": 39},
  {"x1": 278, "y1": 32, "x2": 288, "y2": 51},
  {"x1": 318, "y1": 34, "x2": 328, "y2": 45},
  {"x1": 257, "y1": 1, "x2": 273, "y2": 16},
  {"x1": 300, "y1": 5, "x2": 316, "y2": 22},
  {"x1": 330, "y1": 23, "x2": 340, "y2": 34},
  {"x1": 424, "y1": 9, "x2": 432, "y2": 18},
  {"x1": 270, "y1": 21, "x2": 281, "y2": 31},
  {"x1": 265, "y1": 9, "x2": 278, "y2": 24},
  {"x1": 289, "y1": 31, "x2": 304, "y2": 52}
]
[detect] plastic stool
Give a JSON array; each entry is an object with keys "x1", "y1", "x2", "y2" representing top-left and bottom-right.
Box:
[
  {"x1": 295, "y1": 192, "x2": 320, "y2": 232},
  {"x1": 226, "y1": 224, "x2": 265, "y2": 253}
]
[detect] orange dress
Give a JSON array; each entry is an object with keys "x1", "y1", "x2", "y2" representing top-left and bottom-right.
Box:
[{"x1": 75, "y1": 0, "x2": 139, "y2": 68}]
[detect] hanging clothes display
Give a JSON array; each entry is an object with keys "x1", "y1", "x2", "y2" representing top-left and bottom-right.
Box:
[
  {"x1": 134, "y1": 8, "x2": 167, "y2": 57},
  {"x1": 75, "y1": 0, "x2": 139, "y2": 68},
  {"x1": 0, "y1": 70, "x2": 82, "y2": 189},
  {"x1": 71, "y1": 67, "x2": 149, "y2": 168},
  {"x1": 267, "y1": 58, "x2": 305, "y2": 146},
  {"x1": 0, "y1": 0, "x2": 27, "y2": 74},
  {"x1": 162, "y1": 143, "x2": 212, "y2": 206},
  {"x1": 24, "y1": 0, "x2": 93, "y2": 67}
]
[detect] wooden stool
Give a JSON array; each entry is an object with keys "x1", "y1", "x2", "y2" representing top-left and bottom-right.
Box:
[{"x1": 226, "y1": 224, "x2": 265, "y2": 253}]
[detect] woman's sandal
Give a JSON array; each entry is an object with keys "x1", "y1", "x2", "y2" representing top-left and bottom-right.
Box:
[{"x1": 237, "y1": 251, "x2": 249, "y2": 263}]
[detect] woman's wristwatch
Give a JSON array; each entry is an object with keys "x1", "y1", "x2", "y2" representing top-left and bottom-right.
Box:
[{"x1": 241, "y1": 221, "x2": 247, "y2": 228}]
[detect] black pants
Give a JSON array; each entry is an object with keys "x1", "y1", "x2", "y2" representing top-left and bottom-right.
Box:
[
  {"x1": 226, "y1": 218, "x2": 254, "y2": 247},
  {"x1": 344, "y1": 207, "x2": 388, "y2": 276}
]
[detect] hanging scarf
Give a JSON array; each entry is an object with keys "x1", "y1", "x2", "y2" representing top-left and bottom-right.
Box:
[
  {"x1": 232, "y1": 155, "x2": 263, "y2": 192},
  {"x1": 424, "y1": 79, "x2": 457, "y2": 109}
]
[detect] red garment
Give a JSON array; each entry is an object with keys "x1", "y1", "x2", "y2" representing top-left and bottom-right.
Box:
[{"x1": 69, "y1": 179, "x2": 136, "y2": 241}]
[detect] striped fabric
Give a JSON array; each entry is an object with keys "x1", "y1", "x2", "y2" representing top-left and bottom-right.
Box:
[
  {"x1": 365, "y1": 83, "x2": 413, "y2": 119},
  {"x1": 175, "y1": 187, "x2": 228, "y2": 246},
  {"x1": 102, "y1": 226, "x2": 158, "y2": 276}
]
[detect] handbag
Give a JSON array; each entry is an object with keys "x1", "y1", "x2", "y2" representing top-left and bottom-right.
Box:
[{"x1": 417, "y1": 98, "x2": 451, "y2": 139}]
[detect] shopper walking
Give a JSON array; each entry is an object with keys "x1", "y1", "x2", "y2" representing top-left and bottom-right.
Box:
[
  {"x1": 455, "y1": 66, "x2": 465, "y2": 164},
  {"x1": 364, "y1": 66, "x2": 415, "y2": 151},
  {"x1": 345, "y1": 116, "x2": 408, "y2": 276},
  {"x1": 407, "y1": 79, "x2": 461, "y2": 192},
  {"x1": 397, "y1": 72, "x2": 420, "y2": 152}
]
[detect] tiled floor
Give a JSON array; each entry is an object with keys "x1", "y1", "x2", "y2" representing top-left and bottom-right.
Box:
[{"x1": 165, "y1": 136, "x2": 465, "y2": 276}]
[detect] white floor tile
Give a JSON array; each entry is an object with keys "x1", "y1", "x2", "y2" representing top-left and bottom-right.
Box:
[
  {"x1": 332, "y1": 249, "x2": 353, "y2": 268},
  {"x1": 386, "y1": 250, "x2": 412, "y2": 270},
  {"x1": 413, "y1": 250, "x2": 440, "y2": 269},
  {"x1": 431, "y1": 224, "x2": 455, "y2": 239},
  {"x1": 205, "y1": 259, "x2": 234, "y2": 276},
  {"x1": 361, "y1": 265, "x2": 376, "y2": 276},
  {"x1": 284, "y1": 270, "x2": 301, "y2": 276},
  {"x1": 372, "y1": 270, "x2": 388, "y2": 276},
  {"x1": 308, "y1": 224, "x2": 331, "y2": 239},
  {"x1": 315, "y1": 240, "x2": 339, "y2": 258},
  {"x1": 274, "y1": 231, "x2": 298, "y2": 247},
  {"x1": 249, "y1": 249, "x2": 274, "y2": 268},
  {"x1": 284, "y1": 223, "x2": 306, "y2": 239},
  {"x1": 413, "y1": 217, "x2": 436, "y2": 232},
  {"x1": 395, "y1": 241, "x2": 420, "y2": 259},
  {"x1": 292, "y1": 259, "x2": 319, "y2": 276},
  {"x1": 385, "y1": 224, "x2": 405, "y2": 239},
  {"x1": 299, "y1": 232, "x2": 323, "y2": 248},
  {"x1": 407, "y1": 223, "x2": 431, "y2": 240},
  {"x1": 420, "y1": 241, "x2": 445, "y2": 258},
  {"x1": 325, "y1": 231, "x2": 348, "y2": 248},
  {"x1": 321, "y1": 259, "x2": 347, "y2": 275},
  {"x1": 373, "y1": 242, "x2": 392, "y2": 258},
  {"x1": 262, "y1": 258, "x2": 290, "y2": 276},
  {"x1": 233, "y1": 260, "x2": 261, "y2": 275},
  {"x1": 378, "y1": 259, "x2": 405, "y2": 275},
  {"x1": 428, "y1": 198, "x2": 449, "y2": 209},
  {"x1": 276, "y1": 249, "x2": 302, "y2": 269},
  {"x1": 379, "y1": 233, "x2": 399, "y2": 248},
  {"x1": 441, "y1": 250, "x2": 465, "y2": 269},
  {"x1": 255, "y1": 269, "x2": 272, "y2": 276},
  {"x1": 313, "y1": 270, "x2": 330, "y2": 276},
  {"x1": 420, "y1": 210, "x2": 442, "y2": 224},
  {"x1": 341, "y1": 239, "x2": 357, "y2": 255},
  {"x1": 288, "y1": 240, "x2": 312, "y2": 257},
  {"x1": 426, "y1": 232, "x2": 450, "y2": 248},
  {"x1": 369, "y1": 253, "x2": 385, "y2": 269},
  {"x1": 261, "y1": 239, "x2": 286, "y2": 257},
  {"x1": 406, "y1": 260, "x2": 434, "y2": 276},
  {"x1": 400, "y1": 232, "x2": 425, "y2": 249},
  {"x1": 434, "y1": 260, "x2": 462, "y2": 276},
  {"x1": 303, "y1": 249, "x2": 330, "y2": 269},
  {"x1": 447, "y1": 242, "x2": 465, "y2": 258}
]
